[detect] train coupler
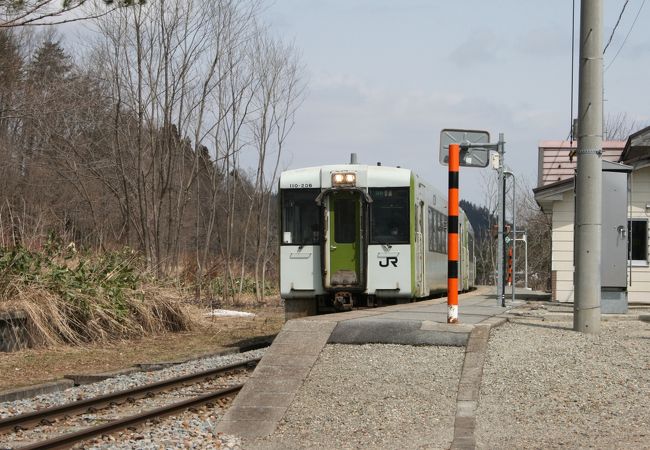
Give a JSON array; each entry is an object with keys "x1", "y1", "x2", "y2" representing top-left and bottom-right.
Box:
[{"x1": 333, "y1": 291, "x2": 354, "y2": 311}]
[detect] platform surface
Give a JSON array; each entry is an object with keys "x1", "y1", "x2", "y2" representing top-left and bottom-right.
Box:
[
  {"x1": 216, "y1": 288, "x2": 525, "y2": 439},
  {"x1": 325, "y1": 294, "x2": 513, "y2": 346}
]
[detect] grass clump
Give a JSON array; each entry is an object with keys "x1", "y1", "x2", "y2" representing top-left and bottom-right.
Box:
[{"x1": 0, "y1": 236, "x2": 191, "y2": 347}]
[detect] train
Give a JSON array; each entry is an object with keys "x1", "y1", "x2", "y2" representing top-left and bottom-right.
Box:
[{"x1": 279, "y1": 156, "x2": 476, "y2": 319}]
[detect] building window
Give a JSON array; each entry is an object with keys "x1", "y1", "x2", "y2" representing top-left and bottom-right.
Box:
[{"x1": 628, "y1": 219, "x2": 648, "y2": 263}]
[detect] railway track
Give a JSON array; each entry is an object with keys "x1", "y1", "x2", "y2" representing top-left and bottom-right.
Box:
[{"x1": 0, "y1": 357, "x2": 260, "y2": 449}]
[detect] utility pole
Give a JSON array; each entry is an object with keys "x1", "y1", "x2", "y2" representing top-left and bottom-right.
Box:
[
  {"x1": 504, "y1": 170, "x2": 516, "y2": 305},
  {"x1": 574, "y1": 0, "x2": 602, "y2": 333},
  {"x1": 512, "y1": 173, "x2": 517, "y2": 304},
  {"x1": 496, "y1": 133, "x2": 505, "y2": 307}
]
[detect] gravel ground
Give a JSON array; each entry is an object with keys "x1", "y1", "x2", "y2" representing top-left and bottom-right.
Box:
[
  {"x1": 476, "y1": 316, "x2": 650, "y2": 449},
  {"x1": 250, "y1": 344, "x2": 465, "y2": 450},
  {"x1": 6, "y1": 306, "x2": 648, "y2": 449},
  {"x1": 0, "y1": 349, "x2": 265, "y2": 449}
]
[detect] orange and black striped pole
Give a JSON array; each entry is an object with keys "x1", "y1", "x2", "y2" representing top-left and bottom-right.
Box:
[
  {"x1": 507, "y1": 246, "x2": 513, "y2": 286},
  {"x1": 448, "y1": 143, "x2": 460, "y2": 323}
]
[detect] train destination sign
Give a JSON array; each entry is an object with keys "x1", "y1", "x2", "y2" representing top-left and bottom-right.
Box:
[{"x1": 439, "y1": 128, "x2": 491, "y2": 168}]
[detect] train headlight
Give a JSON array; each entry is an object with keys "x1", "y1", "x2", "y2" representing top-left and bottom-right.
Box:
[{"x1": 332, "y1": 172, "x2": 356, "y2": 187}]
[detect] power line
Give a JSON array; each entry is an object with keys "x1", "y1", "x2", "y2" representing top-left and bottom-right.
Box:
[
  {"x1": 569, "y1": 0, "x2": 576, "y2": 143},
  {"x1": 605, "y1": 0, "x2": 647, "y2": 71},
  {"x1": 604, "y1": 0, "x2": 630, "y2": 54}
]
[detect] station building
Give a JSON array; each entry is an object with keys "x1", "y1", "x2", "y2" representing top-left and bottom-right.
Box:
[{"x1": 534, "y1": 126, "x2": 650, "y2": 305}]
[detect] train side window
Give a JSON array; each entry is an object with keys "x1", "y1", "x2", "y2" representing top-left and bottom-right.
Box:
[
  {"x1": 369, "y1": 187, "x2": 410, "y2": 245},
  {"x1": 468, "y1": 233, "x2": 474, "y2": 262},
  {"x1": 433, "y1": 211, "x2": 440, "y2": 253},
  {"x1": 428, "y1": 207, "x2": 435, "y2": 252},
  {"x1": 438, "y1": 212, "x2": 447, "y2": 253},
  {"x1": 434, "y1": 211, "x2": 441, "y2": 252},
  {"x1": 281, "y1": 189, "x2": 320, "y2": 245}
]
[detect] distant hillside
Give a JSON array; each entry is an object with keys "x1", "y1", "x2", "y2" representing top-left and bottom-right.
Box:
[{"x1": 460, "y1": 200, "x2": 494, "y2": 239}]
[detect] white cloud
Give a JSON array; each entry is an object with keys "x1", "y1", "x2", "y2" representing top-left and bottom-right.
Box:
[{"x1": 282, "y1": 75, "x2": 553, "y2": 203}]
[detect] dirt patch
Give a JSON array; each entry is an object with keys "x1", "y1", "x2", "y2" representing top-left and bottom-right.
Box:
[{"x1": 0, "y1": 303, "x2": 285, "y2": 391}]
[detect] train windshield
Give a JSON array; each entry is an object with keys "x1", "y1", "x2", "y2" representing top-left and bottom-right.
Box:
[
  {"x1": 281, "y1": 189, "x2": 320, "y2": 245},
  {"x1": 369, "y1": 187, "x2": 410, "y2": 244}
]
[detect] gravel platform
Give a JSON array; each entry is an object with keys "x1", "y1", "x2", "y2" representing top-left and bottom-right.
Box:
[
  {"x1": 249, "y1": 343, "x2": 465, "y2": 450},
  {"x1": 476, "y1": 317, "x2": 650, "y2": 449}
]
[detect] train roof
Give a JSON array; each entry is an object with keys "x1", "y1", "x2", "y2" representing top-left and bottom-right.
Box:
[
  {"x1": 279, "y1": 163, "x2": 474, "y2": 232},
  {"x1": 280, "y1": 164, "x2": 414, "y2": 189}
]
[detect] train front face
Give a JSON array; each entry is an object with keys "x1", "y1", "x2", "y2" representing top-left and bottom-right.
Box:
[{"x1": 280, "y1": 165, "x2": 414, "y2": 315}]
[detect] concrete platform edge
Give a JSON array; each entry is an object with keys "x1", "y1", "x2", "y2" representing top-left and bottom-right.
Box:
[
  {"x1": 0, "y1": 379, "x2": 75, "y2": 403},
  {"x1": 216, "y1": 321, "x2": 336, "y2": 439},
  {"x1": 450, "y1": 316, "x2": 504, "y2": 449}
]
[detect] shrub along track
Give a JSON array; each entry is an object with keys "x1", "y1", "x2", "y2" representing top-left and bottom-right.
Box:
[{"x1": 0, "y1": 357, "x2": 260, "y2": 449}]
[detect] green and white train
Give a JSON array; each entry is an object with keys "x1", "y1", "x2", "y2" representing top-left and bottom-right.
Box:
[{"x1": 279, "y1": 158, "x2": 476, "y2": 319}]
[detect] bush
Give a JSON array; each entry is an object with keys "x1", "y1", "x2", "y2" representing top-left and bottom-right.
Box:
[{"x1": 0, "y1": 237, "x2": 192, "y2": 347}]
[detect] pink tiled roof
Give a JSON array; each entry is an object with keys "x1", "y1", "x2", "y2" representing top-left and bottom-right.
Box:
[{"x1": 537, "y1": 140, "x2": 626, "y2": 187}]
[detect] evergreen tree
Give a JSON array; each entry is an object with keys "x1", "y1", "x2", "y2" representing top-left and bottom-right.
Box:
[
  {"x1": 460, "y1": 199, "x2": 494, "y2": 239},
  {"x1": 28, "y1": 39, "x2": 72, "y2": 84},
  {"x1": 0, "y1": 30, "x2": 23, "y2": 138}
]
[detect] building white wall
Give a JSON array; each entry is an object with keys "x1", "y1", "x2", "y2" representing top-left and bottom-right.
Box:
[
  {"x1": 550, "y1": 166, "x2": 650, "y2": 305},
  {"x1": 551, "y1": 191, "x2": 575, "y2": 302},
  {"x1": 627, "y1": 167, "x2": 650, "y2": 304}
]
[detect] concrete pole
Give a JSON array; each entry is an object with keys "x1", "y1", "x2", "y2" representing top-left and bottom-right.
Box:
[
  {"x1": 496, "y1": 133, "x2": 505, "y2": 306},
  {"x1": 502, "y1": 168, "x2": 508, "y2": 306},
  {"x1": 511, "y1": 174, "x2": 516, "y2": 305},
  {"x1": 523, "y1": 231, "x2": 528, "y2": 290},
  {"x1": 574, "y1": 0, "x2": 603, "y2": 333},
  {"x1": 502, "y1": 170, "x2": 517, "y2": 303}
]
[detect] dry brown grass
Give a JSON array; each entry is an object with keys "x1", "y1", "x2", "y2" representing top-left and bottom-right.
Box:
[
  {"x1": 0, "y1": 246, "x2": 196, "y2": 348},
  {"x1": 2, "y1": 284, "x2": 192, "y2": 348},
  {"x1": 0, "y1": 302, "x2": 285, "y2": 391},
  {"x1": 0, "y1": 245, "x2": 286, "y2": 393}
]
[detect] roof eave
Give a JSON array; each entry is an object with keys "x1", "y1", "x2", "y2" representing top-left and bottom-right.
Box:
[{"x1": 533, "y1": 178, "x2": 573, "y2": 214}]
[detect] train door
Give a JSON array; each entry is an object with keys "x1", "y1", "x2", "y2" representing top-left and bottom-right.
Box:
[
  {"x1": 325, "y1": 191, "x2": 363, "y2": 289},
  {"x1": 416, "y1": 201, "x2": 426, "y2": 296}
]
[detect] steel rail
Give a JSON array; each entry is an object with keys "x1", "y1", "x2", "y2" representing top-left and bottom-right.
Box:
[
  {"x1": 18, "y1": 383, "x2": 243, "y2": 450},
  {"x1": 0, "y1": 357, "x2": 259, "y2": 434}
]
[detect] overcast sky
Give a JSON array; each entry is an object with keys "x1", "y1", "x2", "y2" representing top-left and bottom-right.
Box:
[{"x1": 261, "y1": 0, "x2": 650, "y2": 205}]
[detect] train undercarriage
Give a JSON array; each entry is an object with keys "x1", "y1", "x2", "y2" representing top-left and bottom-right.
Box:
[{"x1": 283, "y1": 290, "x2": 454, "y2": 320}]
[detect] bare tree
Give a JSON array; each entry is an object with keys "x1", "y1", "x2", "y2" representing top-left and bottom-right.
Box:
[
  {"x1": 190, "y1": 0, "x2": 257, "y2": 302},
  {"x1": 0, "y1": 0, "x2": 304, "y2": 306},
  {"x1": 246, "y1": 34, "x2": 303, "y2": 302},
  {"x1": 473, "y1": 171, "x2": 499, "y2": 285},
  {"x1": 0, "y1": 0, "x2": 143, "y2": 28},
  {"x1": 515, "y1": 178, "x2": 552, "y2": 291},
  {"x1": 603, "y1": 112, "x2": 647, "y2": 141},
  {"x1": 472, "y1": 171, "x2": 552, "y2": 291}
]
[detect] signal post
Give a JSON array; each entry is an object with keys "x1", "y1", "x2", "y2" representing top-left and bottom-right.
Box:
[
  {"x1": 447, "y1": 144, "x2": 460, "y2": 322},
  {"x1": 439, "y1": 129, "x2": 500, "y2": 323}
]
